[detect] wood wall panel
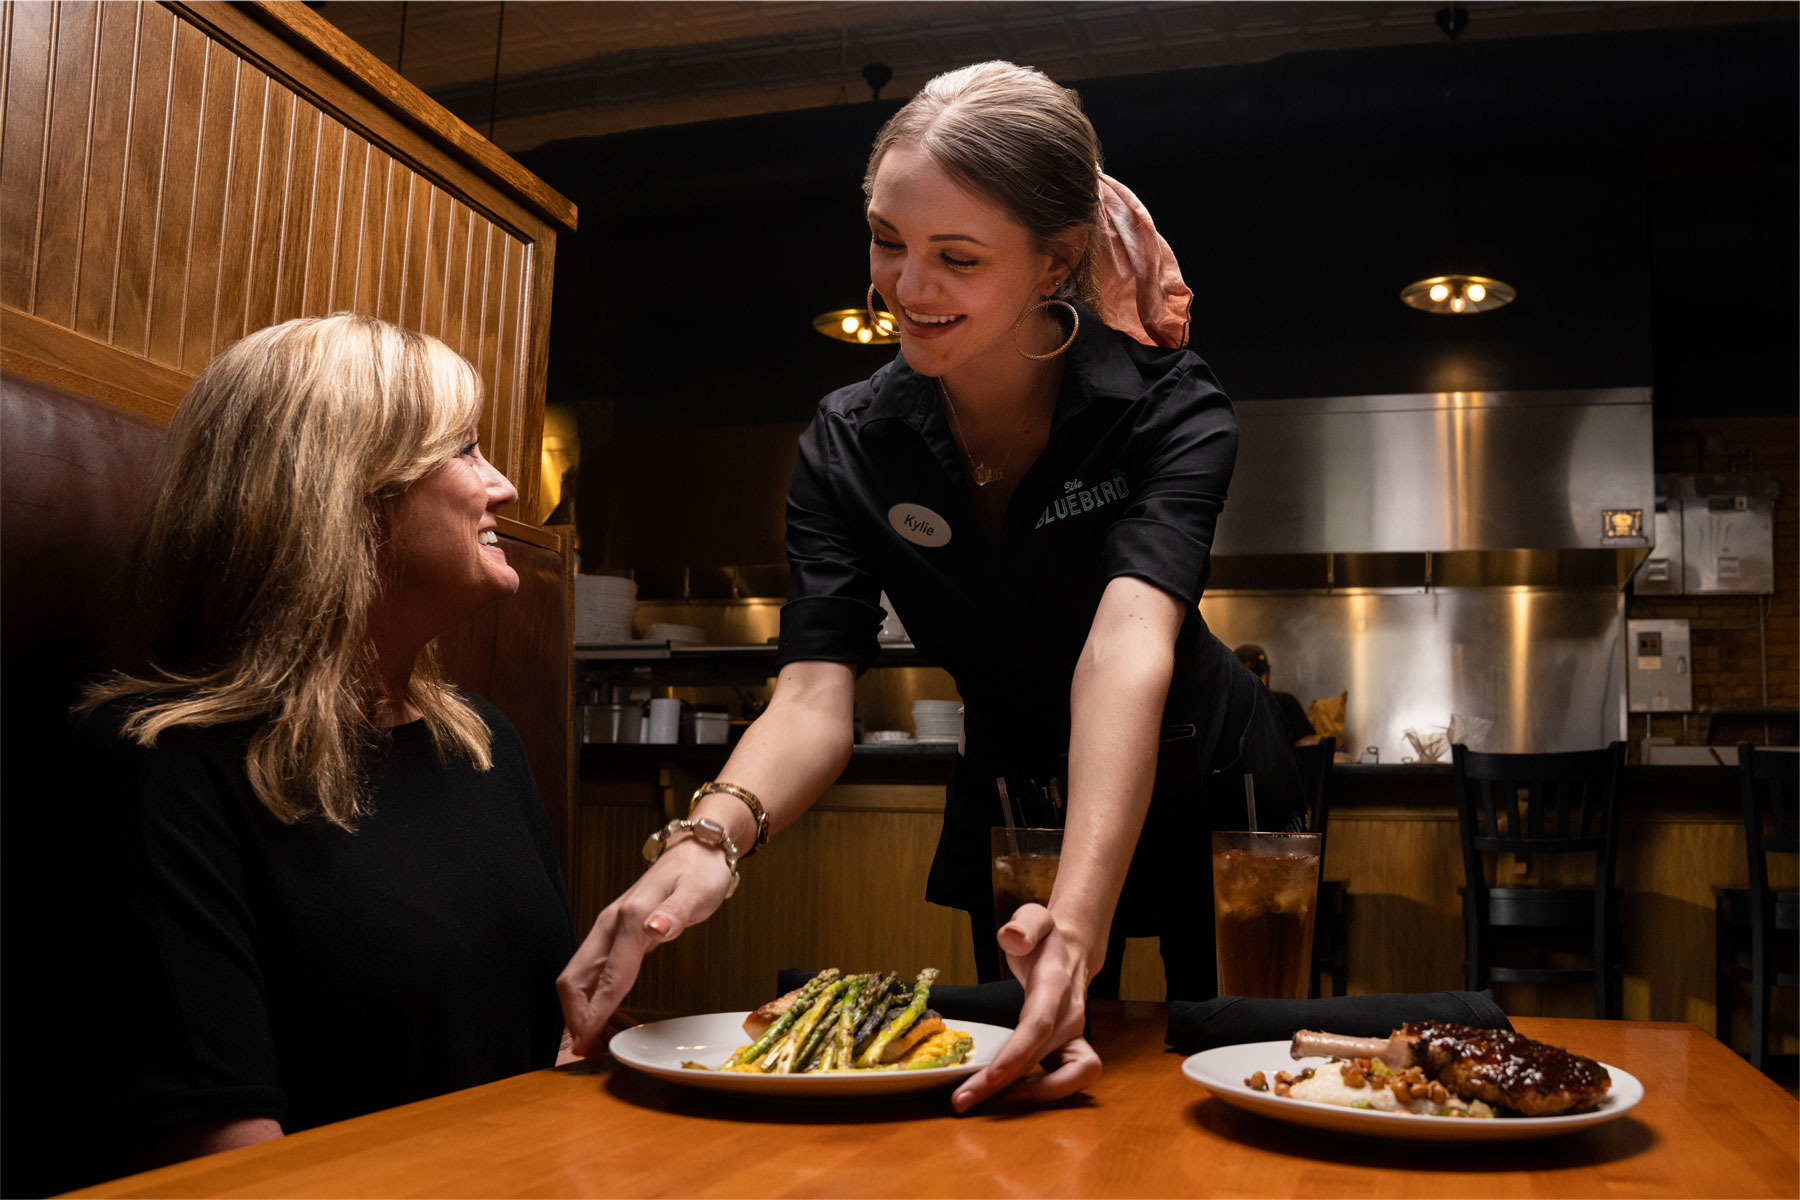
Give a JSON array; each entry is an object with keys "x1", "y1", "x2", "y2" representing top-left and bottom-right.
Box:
[
  {"x1": 574, "y1": 776, "x2": 982, "y2": 1020},
  {"x1": 271, "y1": 93, "x2": 316, "y2": 325},
  {"x1": 1, "y1": 0, "x2": 561, "y2": 517},
  {"x1": 144, "y1": 17, "x2": 200, "y2": 363},
  {"x1": 36, "y1": 0, "x2": 95, "y2": 328},
  {"x1": 72, "y1": 0, "x2": 132, "y2": 341},
  {"x1": 111, "y1": 0, "x2": 172, "y2": 352},
  {"x1": 0, "y1": 1, "x2": 52, "y2": 314}
]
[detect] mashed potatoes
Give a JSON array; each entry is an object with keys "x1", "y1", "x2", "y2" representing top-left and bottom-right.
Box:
[{"x1": 1249, "y1": 1058, "x2": 1496, "y2": 1119}]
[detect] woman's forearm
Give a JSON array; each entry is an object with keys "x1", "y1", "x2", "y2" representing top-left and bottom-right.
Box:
[
  {"x1": 685, "y1": 660, "x2": 856, "y2": 854},
  {"x1": 1050, "y1": 579, "x2": 1183, "y2": 964}
]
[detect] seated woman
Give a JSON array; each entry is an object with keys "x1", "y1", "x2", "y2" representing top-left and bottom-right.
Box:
[{"x1": 40, "y1": 314, "x2": 573, "y2": 1183}]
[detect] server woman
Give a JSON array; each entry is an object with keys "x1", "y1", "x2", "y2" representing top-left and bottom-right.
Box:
[{"x1": 559, "y1": 61, "x2": 1299, "y2": 1110}]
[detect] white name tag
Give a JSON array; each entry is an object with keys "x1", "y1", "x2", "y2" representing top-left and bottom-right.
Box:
[{"x1": 888, "y1": 503, "x2": 952, "y2": 548}]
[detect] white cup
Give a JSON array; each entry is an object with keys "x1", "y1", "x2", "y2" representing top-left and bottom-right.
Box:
[{"x1": 647, "y1": 698, "x2": 682, "y2": 744}]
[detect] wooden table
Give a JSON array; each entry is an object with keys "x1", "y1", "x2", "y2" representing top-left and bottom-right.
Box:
[{"x1": 68, "y1": 1008, "x2": 1799, "y2": 1198}]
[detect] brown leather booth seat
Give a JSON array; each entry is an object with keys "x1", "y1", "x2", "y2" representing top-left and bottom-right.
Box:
[{"x1": 1, "y1": 372, "x2": 164, "y2": 828}]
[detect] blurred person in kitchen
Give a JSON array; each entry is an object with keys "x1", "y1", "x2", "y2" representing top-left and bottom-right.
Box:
[
  {"x1": 1233, "y1": 643, "x2": 1319, "y2": 745},
  {"x1": 28, "y1": 314, "x2": 574, "y2": 1189},
  {"x1": 558, "y1": 60, "x2": 1303, "y2": 1110}
]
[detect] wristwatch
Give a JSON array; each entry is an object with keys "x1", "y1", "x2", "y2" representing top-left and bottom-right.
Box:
[{"x1": 642, "y1": 817, "x2": 741, "y2": 898}]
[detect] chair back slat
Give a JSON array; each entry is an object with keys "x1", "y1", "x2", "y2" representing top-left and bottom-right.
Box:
[
  {"x1": 1452, "y1": 743, "x2": 1625, "y2": 865},
  {"x1": 1452, "y1": 741, "x2": 1626, "y2": 1019},
  {"x1": 1739, "y1": 746, "x2": 1800, "y2": 892},
  {"x1": 1296, "y1": 737, "x2": 1337, "y2": 841}
]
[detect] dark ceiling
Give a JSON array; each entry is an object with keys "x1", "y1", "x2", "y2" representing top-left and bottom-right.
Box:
[{"x1": 513, "y1": 19, "x2": 1796, "y2": 429}]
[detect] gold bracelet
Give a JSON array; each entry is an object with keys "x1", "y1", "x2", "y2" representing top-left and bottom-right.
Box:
[{"x1": 690, "y1": 780, "x2": 769, "y2": 858}]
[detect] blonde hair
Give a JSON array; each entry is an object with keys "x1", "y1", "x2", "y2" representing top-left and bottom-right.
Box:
[
  {"x1": 864, "y1": 61, "x2": 1106, "y2": 314},
  {"x1": 80, "y1": 313, "x2": 497, "y2": 829}
]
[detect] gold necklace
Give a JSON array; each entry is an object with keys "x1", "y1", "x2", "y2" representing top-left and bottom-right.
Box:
[{"x1": 937, "y1": 373, "x2": 1046, "y2": 488}]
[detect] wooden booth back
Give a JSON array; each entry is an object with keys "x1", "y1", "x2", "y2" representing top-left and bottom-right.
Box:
[{"x1": 0, "y1": 0, "x2": 579, "y2": 891}]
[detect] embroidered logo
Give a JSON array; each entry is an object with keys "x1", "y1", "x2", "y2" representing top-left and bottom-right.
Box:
[
  {"x1": 1035, "y1": 469, "x2": 1129, "y2": 530},
  {"x1": 888, "y1": 502, "x2": 953, "y2": 548}
]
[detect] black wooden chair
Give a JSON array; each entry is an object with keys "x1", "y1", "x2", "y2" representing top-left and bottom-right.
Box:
[
  {"x1": 1451, "y1": 742, "x2": 1626, "y2": 1019},
  {"x1": 1296, "y1": 738, "x2": 1345, "y2": 997},
  {"x1": 1714, "y1": 743, "x2": 1799, "y2": 1072}
]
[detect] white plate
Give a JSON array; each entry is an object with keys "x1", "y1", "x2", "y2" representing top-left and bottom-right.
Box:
[
  {"x1": 1183, "y1": 1040, "x2": 1644, "y2": 1142},
  {"x1": 610, "y1": 1011, "x2": 1011, "y2": 1096}
]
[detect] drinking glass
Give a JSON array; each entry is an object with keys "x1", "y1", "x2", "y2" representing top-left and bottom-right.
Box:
[
  {"x1": 1210, "y1": 830, "x2": 1321, "y2": 998},
  {"x1": 990, "y1": 827, "x2": 1061, "y2": 929}
]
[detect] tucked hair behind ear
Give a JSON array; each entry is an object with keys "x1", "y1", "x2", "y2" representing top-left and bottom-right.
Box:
[
  {"x1": 79, "y1": 313, "x2": 496, "y2": 829},
  {"x1": 864, "y1": 60, "x2": 1105, "y2": 314}
]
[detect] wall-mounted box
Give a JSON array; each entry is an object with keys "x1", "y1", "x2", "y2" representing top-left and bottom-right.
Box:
[
  {"x1": 1627, "y1": 618, "x2": 1693, "y2": 713},
  {"x1": 1683, "y1": 473, "x2": 1776, "y2": 595},
  {"x1": 1633, "y1": 474, "x2": 1684, "y2": 595},
  {"x1": 1631, "y1": 472, "x2": 1776, "y2": 595}
]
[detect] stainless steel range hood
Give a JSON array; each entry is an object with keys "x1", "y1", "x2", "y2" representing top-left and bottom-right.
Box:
[{"x1": 1210, "y1": 388, "x2": 1655, "y2": 590}]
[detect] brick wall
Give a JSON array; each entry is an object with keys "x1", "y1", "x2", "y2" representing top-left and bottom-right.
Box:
[{"x1": 1627, "y1": 415, "x2": 1798, "y2": 748}]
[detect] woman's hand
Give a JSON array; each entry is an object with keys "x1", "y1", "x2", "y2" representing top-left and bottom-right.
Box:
[
  {"x1": 556, "y1": 836, "x2": 736, "y2": 1062},
  {"x1": 950, "y1": 902, "x2": 1103, "y2": 1110},
  {"x1": 557, "y1": 661, "x2": 856, "y2": 1063}
]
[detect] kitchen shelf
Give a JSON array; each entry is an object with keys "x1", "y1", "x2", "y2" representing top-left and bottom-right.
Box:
[
  {"x1": 580, "y1": 738, "x2": 959, "y2": 785},
  {"x1": 574, "y1": 640, "x2": 933, "y2": 686}
]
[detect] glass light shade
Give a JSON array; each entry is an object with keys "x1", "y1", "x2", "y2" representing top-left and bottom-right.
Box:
[
  {"x1": 814, "y1": 306, "x2": 901, "y2": 344},
  {"x1": 1400, "y1": 274, "x2": 1516, "y2": 315}
]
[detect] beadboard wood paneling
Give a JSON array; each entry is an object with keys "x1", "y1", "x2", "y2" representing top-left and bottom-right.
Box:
[
  {"x1": 0, "y1": 0, "x2": 571, "y2": 517},
  {"x1": 2, "y1": 0, "x2": 576, "y2": 903}
]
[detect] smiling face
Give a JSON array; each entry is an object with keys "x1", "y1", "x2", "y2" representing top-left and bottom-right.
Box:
[
  {"x1": 379, "y1": 425, "x2": 520, "y2": 633},
  {"x1": 867, "y1": 141, "x2": 1069, "y2": 380}
]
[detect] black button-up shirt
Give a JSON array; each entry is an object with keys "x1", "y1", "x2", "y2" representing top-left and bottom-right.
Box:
[{"x1": 779, "y1": 314, "x2": 1289, "y2": 921}]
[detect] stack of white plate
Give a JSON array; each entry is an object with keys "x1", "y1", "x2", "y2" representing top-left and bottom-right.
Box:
[
  {"x1": 645, "y1": 622, "x2": 706, "y2": 646},
  {"x1": 576, "y1": 575, "x2": 637, "y2": 644},
  {"x1": 912, "y1": 700, "x2": 962, "y2": 743}
]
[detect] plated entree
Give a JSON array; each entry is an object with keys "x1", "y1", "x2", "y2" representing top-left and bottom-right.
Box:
[
  {"x1": 684, "y1": 968, "x2": 973, "y2": 1074},
  {"x1": 1245, "y1": 1023, "x2": 1612, "y2": 1119}
]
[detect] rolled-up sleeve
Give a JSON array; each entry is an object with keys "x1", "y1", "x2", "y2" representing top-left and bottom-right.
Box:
[
  {"x1": 777, "y1": 415, "x2": 885, "y2": 673},
  {"x1": 1100, "y1": 365, "x2": 1237, "y2": 607}
]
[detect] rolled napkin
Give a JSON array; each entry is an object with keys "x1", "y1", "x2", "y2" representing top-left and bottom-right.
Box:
[
  {"x1": 1166, "y1": 991, "x2": 1511, "y2": 1054},
  {"x1": 776, "y1": 968, "x2": 1025, "y2": 1028}
]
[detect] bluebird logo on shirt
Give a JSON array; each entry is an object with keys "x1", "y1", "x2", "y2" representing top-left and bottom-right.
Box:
[{"x1": 1034, "y1": 469, "x2": 1129, "y2": 530}]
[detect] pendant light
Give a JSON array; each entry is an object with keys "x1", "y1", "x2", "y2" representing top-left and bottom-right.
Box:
[
  {"x1": 814, "y1": 304, "x2": 900, "y2": 345},
  {"x1": 814, "y1": 64, "x2": 902, "y2": 345},
  {"x1": 1399, "y1": 8, "x2": 1517, "y2": 316}
]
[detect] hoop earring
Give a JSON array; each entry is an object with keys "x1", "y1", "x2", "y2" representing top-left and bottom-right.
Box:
[
  {"x1": 867, "y1": 284, "x2": 882, "y2": 331},
  {"x1": 1012, "y1": 297, "x2": 1079, "y2": 360}
]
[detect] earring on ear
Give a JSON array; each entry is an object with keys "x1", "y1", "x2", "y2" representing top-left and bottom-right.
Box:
[
  {"x1": 1011, "y1": 297, "x2": 1079, "y2": 361},
  {"x1": 867, "y1": 284, "x2": 882, "y2": 332}
]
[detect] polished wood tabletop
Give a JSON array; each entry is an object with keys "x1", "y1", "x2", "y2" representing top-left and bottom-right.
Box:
[{"x1": 68, "y1": 1008, "x2": 1799, "y2": 1199}]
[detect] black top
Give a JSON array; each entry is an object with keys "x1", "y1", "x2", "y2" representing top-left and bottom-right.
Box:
[
  {"x1": 37, "y1": 694, "x2": 573, "y2": 1180},
  {"x1": 777, "y1": 314, "x2": 1303, "y2": 925}
]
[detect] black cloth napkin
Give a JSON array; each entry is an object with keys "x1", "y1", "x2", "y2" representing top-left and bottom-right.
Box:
[
  {"x1": 1166, "y1": 991, "x2": 1511, "y2": 1054},
  {"x1": 776, "y1": 968, "x2": 1026, "y2": 1028}
]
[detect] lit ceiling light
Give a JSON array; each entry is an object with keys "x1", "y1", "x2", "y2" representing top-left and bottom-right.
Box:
[
  {"x1": 1398, "y1": 8, "x2": 1518, "y2": 317},
  {"x1": 1400, "y1": 273, "x2": 1516, "y2": 315},
  {"x1": 813, "y1": 305, "x2": 900, "y2": 345}
]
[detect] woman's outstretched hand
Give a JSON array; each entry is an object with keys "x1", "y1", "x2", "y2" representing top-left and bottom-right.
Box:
[
  {"x1": 556, "y1": 838, "x2": 736, "y2": 1061},
  {"x1": 950, "y1": 902, "x2": 1103, "y2": 1111}
]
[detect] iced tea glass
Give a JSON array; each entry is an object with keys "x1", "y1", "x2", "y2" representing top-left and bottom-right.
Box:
[
  {"x1": 991, "y1": 827, "x2": 1061, "y2": 929},
  {"x1": 1210, "y1": 831, "x2": 1321, "y2": 998}
]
